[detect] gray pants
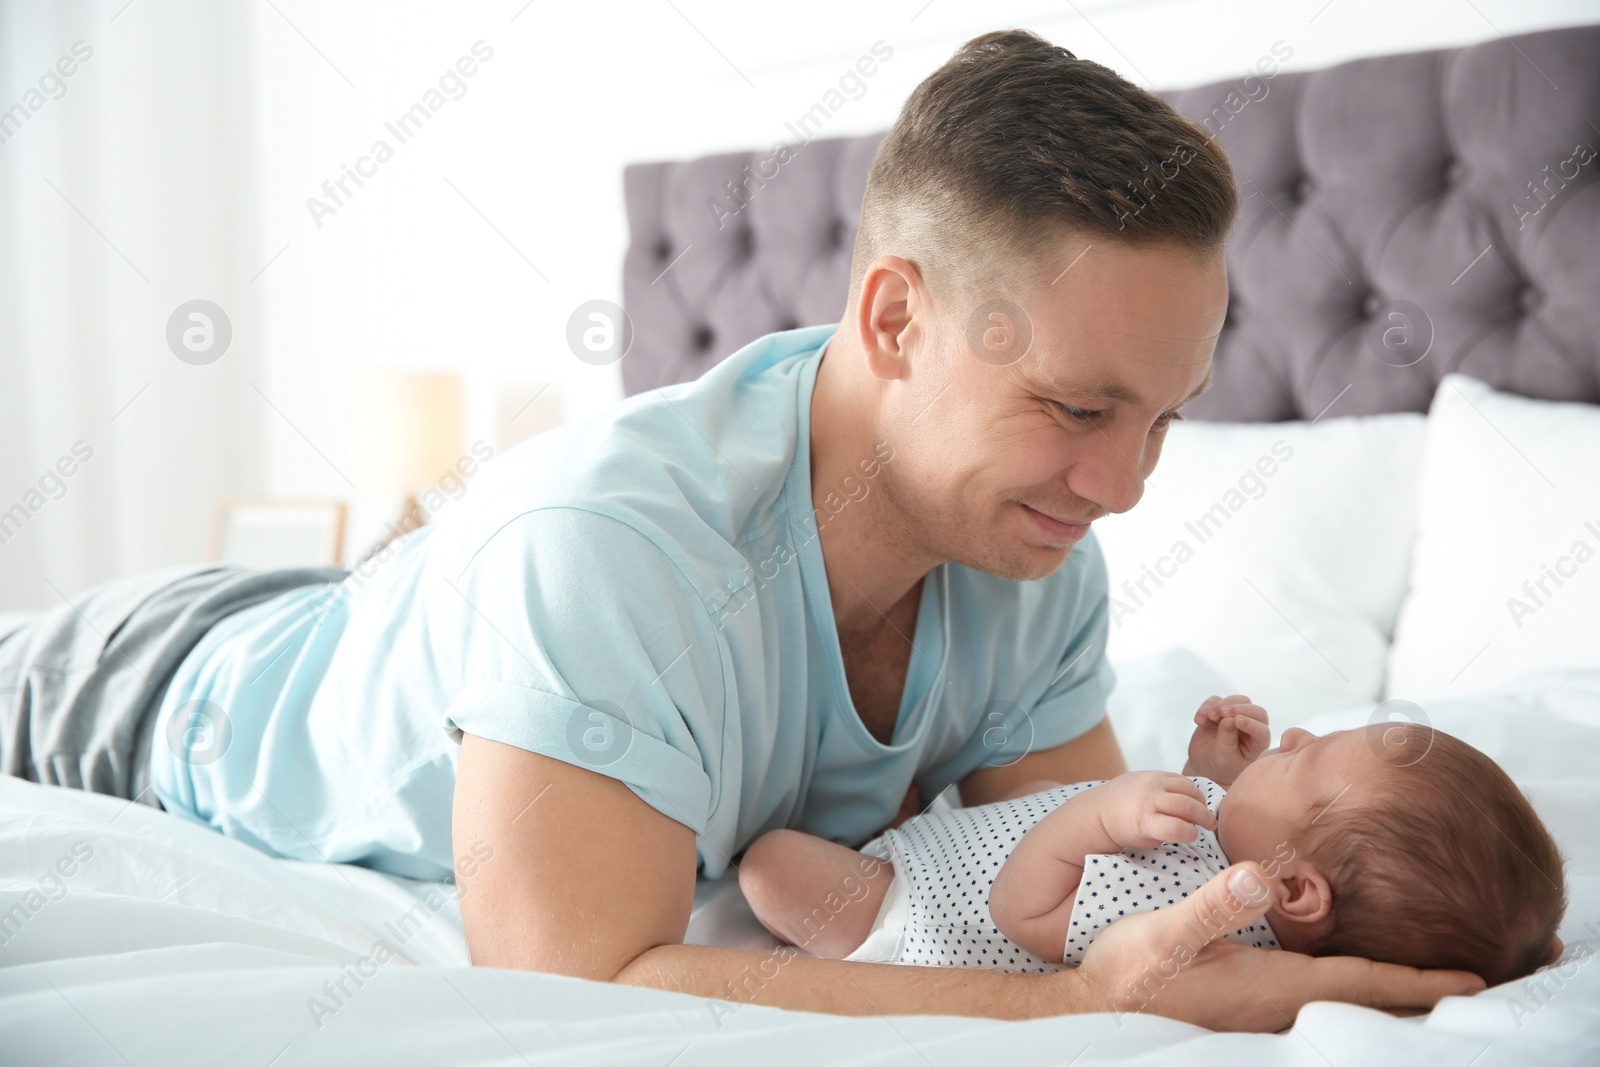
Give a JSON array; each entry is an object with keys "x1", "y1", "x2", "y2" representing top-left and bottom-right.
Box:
[{"x1": 0, "y1": 562, "x2": 349, "y2": 808}]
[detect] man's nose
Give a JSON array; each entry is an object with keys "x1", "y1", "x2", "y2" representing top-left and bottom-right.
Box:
[{"x1": 1069, "y1": 431, "x2": 1149, "y2": 515}]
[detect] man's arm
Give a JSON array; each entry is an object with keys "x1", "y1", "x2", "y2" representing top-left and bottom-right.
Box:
[
  {"x1": 454, "y1": 733, "x2": 1483, "y2": 1026},
  {"x1": 453, "y1": 732, "x2": 1061, "y2": 1017},
  {"x1": 451, "y1": 732, "x2": 697, "y2": 978},
  {"x1": 959, "y1": 714, "x2": 1127, "y2": 807}
]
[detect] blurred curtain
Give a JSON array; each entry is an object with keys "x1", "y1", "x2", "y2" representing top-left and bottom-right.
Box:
[{"x1": 0, "y1": 0, "x2": 265, "y2": 608}]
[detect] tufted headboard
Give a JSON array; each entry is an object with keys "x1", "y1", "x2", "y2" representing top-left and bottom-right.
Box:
[{"x1": 621, "y1": 23, "x2": 1600, "y2": 419}]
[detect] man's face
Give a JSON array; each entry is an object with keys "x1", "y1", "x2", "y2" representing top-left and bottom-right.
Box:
[{"x1": 879, "y1": 238, "x2": 1228, "y2": 581}]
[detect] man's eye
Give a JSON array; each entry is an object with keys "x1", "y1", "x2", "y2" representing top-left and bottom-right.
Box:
[
  {"x1": 1061, "y1": 405, "x2": 1099, "y2": 422},
  {"x1": 1153, "y1": 411, "x2": 1186, "y2": 431}
]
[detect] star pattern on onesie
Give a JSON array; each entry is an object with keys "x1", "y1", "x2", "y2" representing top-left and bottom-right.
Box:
[
  {"x1": 876, "y1": 776, "x2": 1278, "y2": 973},
  {"x1": 1060, "y1": 777, "x2": 1278, "y2": 966}
]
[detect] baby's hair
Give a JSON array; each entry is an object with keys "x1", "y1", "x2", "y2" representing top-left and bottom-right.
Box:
[{"x1": 1303, "y1": 724, "x2": 1566, "y2": 986}]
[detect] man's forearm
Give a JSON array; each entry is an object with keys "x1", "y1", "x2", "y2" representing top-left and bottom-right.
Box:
[
  {"x1": 958, "y1": 715, "x2": 1126, "y2": 807},
  {"x1": 612, "y1": 941, "x2": 1080, "y2": 1020}
]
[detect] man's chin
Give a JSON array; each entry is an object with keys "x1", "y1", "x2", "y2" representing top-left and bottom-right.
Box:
[{"x1": 963, "y1": 540, "x2": 1074, "y2": 582}]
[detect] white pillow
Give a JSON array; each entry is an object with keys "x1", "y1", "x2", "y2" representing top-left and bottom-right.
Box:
[
  {"x1": 1095, "y1": 413, "x2": 1425, "y2": 719},
  {"x1": 1385, "y1": 374, "x2": 1600, "y2": 701}
]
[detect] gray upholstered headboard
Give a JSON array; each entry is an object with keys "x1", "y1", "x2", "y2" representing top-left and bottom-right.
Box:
[{"x1": 621, "y1": 23, "x2": 1600, "y2": 419}]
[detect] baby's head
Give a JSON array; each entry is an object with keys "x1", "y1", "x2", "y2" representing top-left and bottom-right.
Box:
[{"x1": 1216, "y1": 722, "x2": 1566, "y2": 986}]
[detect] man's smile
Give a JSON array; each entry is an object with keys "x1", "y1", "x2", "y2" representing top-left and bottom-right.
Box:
[{"x1": 1018, "y1": 502, "x2": 1094, "y2": 542}]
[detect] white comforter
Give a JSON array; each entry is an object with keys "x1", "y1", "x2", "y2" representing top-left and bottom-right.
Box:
[{"x1": 2, "y1": 664, "x2": 1598, "y2": 1065}]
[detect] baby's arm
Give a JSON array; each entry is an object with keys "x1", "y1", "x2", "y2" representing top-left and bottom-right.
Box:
[{"x1": 989, "y1": 772, "x2": 1215, "y2": 963}]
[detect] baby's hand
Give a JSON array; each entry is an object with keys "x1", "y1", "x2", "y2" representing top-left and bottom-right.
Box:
[
  {"x1": 1183, "y1": 694, "x2": 1270, "y2": 786},
  {"x1": 1093, "y1": 771, "x2": 1216, "y2": 850}
]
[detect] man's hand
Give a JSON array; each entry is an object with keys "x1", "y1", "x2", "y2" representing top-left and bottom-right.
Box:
[
  {"x1": 1183, "y1": 694, "x2": 1270, "y2": 786},
  {"x1": 1068, "y1": 861, "x2": 1486, "y2": 1031},
  {"x1": 1091, "y1": 771, "x2": 1216, "y2": 850}
]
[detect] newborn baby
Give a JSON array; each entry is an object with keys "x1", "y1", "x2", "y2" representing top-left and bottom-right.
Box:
[{"x1": 739, "y1": 696, "x2": 1567, "y2": 986}]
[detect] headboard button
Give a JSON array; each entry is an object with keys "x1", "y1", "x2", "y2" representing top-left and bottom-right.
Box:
[
  {"x1": 1294, "y1": 176, "x2": 1314, "y2": 202},
  {"x1": 1518, "y1": 286, "x2": 1541, "y2": 314},
  {"x1": 1362, "y1": 292, "x2": 1381, "y2": 317}
]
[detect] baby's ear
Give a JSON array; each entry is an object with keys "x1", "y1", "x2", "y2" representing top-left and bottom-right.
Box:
[
  {"x1": 1543, "y1": 936, "x2": 1565, "y2": 967},
  {"x1": 1272, "y1": 865, "x2": 1332, "y2": 926}
]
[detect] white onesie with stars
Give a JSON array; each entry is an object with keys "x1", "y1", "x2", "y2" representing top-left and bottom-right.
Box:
[{"x1": 843, "y1": 776, "x2": 1279, "y2": 972}]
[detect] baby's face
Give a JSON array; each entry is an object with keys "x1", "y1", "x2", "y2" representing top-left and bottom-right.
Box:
[{"x1": 1215, "y1": 725, "x2": 1394, "y2": 867}]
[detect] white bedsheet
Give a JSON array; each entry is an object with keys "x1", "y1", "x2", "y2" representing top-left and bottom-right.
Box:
[{"x1": 2, "y1": 664, "x2": 1598, "y2": 1064}]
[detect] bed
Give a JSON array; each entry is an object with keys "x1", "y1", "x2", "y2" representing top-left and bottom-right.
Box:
[{"x1": 5, "y1": 21, "x2": 1600, "y2": 1065}]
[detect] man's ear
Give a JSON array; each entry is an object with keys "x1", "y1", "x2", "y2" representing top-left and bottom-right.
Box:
[
  {"x1": 1272, "y1": 864, "x2": 1332, "y2": 926},
  {"x1": 1543, "y1": 935, "x2": 1565, "y2": 967},
  {"x1": 855, "y1": 255, "x2": 920, "y2": 383}
]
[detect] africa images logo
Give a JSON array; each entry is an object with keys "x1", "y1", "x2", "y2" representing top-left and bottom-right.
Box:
[{"x1": 166, "y1": 300, "x2": 232, "y2": 365}]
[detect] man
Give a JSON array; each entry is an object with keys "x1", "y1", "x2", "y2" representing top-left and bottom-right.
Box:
[{"x1": 0, "y1": 29, "x2": 1480, "y2": 1027}]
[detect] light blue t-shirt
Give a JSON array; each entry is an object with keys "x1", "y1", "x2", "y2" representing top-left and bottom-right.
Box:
[{"x1": 151, "y1": 324, "x2": 1116, "y2": 882}]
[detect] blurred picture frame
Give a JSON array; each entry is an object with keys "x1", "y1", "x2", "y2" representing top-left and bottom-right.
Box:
[{"x1": 208, "y1": 498, "x2": 347, "y2": 568}]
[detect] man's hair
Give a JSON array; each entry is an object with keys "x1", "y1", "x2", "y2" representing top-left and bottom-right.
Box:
[
  {"x1": 852, "y1": 28, "x2": 1238, "y2": 306},
  {"x1": 1305, "y1": 725, "x2": 1566, "y2": 987}
]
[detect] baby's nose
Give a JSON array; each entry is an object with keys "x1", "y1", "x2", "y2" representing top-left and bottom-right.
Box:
[{"x1": 1279, "y1": 727, "x2": 1315, "y2": 751}]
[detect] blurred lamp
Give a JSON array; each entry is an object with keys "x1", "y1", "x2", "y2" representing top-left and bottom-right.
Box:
[{"x1": 347, "y1": 369, "x2": 464, "y2": 546}]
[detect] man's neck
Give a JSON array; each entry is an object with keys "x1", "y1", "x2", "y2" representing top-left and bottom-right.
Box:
[{"x1": 809, "y1": 331, "x2": 940, "y2": 633}]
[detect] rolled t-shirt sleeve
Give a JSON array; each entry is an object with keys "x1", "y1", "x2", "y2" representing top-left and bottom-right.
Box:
[{"x1": 436, "y1": 507, "x2": 728, "y2": 837}]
